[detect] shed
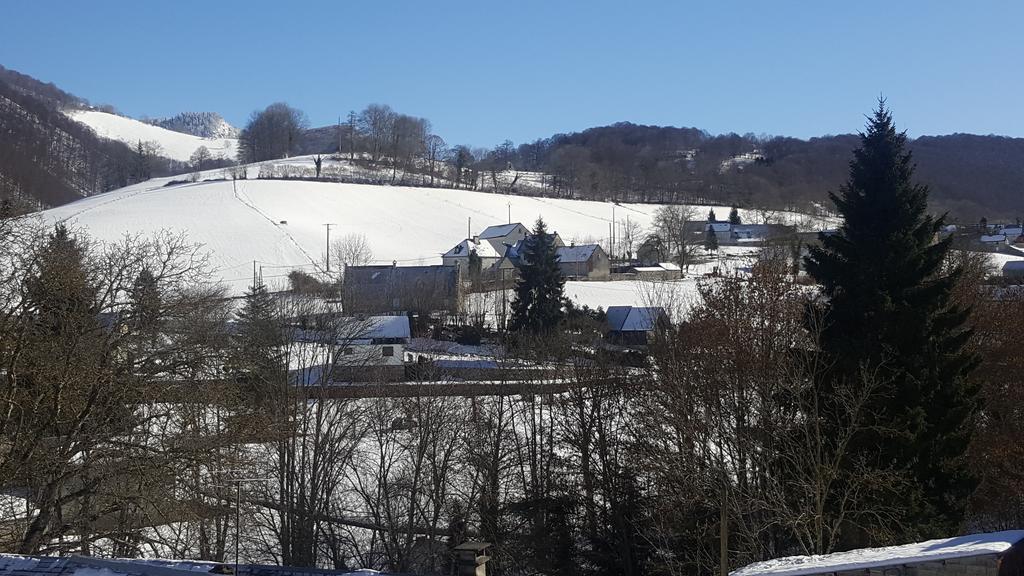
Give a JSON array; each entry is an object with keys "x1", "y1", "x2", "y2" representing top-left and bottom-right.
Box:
[
  {"x1": 605, "y1": 305, "x2": 669, "y2": 347},
  {"x1": 730, "y1": 530, "x2": 1024, "y2": 576}
]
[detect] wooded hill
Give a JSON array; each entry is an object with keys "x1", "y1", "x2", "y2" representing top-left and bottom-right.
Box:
[
  {"x1": 3, "y1": 63, "x2": 1023, "y2": 221},
  {"x1": 474, "y1": 123, "x2": 1024, "y2": 221}
]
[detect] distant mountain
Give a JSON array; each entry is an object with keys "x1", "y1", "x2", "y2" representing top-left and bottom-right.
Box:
[
  {"x1": 150, "y1": 111, "x2": 239, "y2": 139},
  {"x1": 71, "y1": 110, "x2": 239, "y2": 162}
]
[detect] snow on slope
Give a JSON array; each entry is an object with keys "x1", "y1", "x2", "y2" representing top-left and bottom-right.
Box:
[
  {"x1": 67, "y1": 110, "x2": 238, "y2": 162},
  {"x1": 40, "y1": 156, "x2": 827, "y2": 303},
  {"x1": 42, "y1": 174, "x2": 677, "y2": 294}
]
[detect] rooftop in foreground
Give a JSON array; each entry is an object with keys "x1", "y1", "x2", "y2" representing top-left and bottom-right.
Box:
[{"x1": 731, "y1": 530, "x2": 1024, "y2": 576}]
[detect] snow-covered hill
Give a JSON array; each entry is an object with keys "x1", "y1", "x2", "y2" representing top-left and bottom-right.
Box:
[
  {"x1": 150, "y1": 111, "x2": 239, "y2": 139},
  {"x1": 66, "y1": 110, "x2": 238, "y2": 162},
  {"x1": 39, "y1": 156, "x2": 839, "y2": 301}
]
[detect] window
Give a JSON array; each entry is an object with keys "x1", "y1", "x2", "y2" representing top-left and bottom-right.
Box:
[
  {"x1": 343, "y1": 347, "x2": 354, "y2": 355},
  {"x1": 381, "y1": 346, "x2": 394, "y2": 357}
]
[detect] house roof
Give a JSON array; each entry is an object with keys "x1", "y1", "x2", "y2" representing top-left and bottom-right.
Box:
[
  {"x1": 0, "y1": 555, "x2": 385, "y2": 576},
  {"x1": 981, "y1": 235, "x2": 1007, "y2": 242},
  {"x1": 1004, "y1": 260, "x2": 1024, "y2": 272},
  {"x1": 479, "y1": 223, "x2": 526, "y2": 239},
  {"x1": 443, "y1": 238, "x2": 501, "y2": 259},
  {"x1": 730, "y1": 530, "x2": 1024, "y2": 576},
  {"x1": 362, "y1": 315, "x2": 411, "y2": 339},
  {"x1": 706, "y1": 222, "x2": 731, "y2": 232},
  {"x1": 606, "y1": 306, "x2": 666, "y2": 332},
  {"x1": 556, "y1": 244, "x2": 602, "y2": 263}
]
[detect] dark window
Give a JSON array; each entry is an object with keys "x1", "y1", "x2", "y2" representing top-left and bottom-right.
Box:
[{"x1": 381, "y1": 346, "x2": 394, "y2": 357}]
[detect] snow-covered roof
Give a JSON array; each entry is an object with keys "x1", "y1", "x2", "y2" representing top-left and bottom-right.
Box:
[
  {"x1": 731, "y1": 530, "x2": 1024, "y2": 576},
  {"x1": 557, "y1": 244, "x2": 603, "y2": 263},
  {"x1": 479, "y1": 222, "x2": 526, "y2": 239},
  {"x1": 0, "y1": 555, "x2": 386, "y2": 576},
  {"x1": 362, "y1": 315, "x2": 411, "y2": 339},
  {"x1": 981, "y1": 235, "x2": 1007, "y2": 243},
  {"x1": 1001, "y1": 227, "x2": 1023, "y2": 236},
  {"x1": 443, "y1": 238, "x2": 501, "y2": 259},
  {"x1": 658, "y1": 262, "x2": 681, "y2": 271},
  {"x1": 606, "y1": 306, "x2": 666, "y2": 332}
]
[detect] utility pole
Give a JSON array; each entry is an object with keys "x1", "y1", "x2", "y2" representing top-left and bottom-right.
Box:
[
  {"x1": 229, "y1": 477, "x2": 271, "y2": 576},
  {"x1": 507, "y1": 202, "x2": 511, "y2": 224},
  {"x1": 323, "y1": 223, "x2": 336, "y2": 273}
]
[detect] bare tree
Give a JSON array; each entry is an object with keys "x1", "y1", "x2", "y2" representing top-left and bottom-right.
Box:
[
  {"x1": 652, "y1": 204, "x2": 698, "y2": 269},
  {"x1": 329, "y1": 233, "x2": 374, "y2": 281}
]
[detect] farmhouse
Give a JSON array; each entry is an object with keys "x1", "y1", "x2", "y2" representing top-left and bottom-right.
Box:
[
  {"x1": 342, "y1": 264, "x2": 462, "y2": 315},
  {"x1": 556, "y1": 244, "x2": 610, "y2": 279},
  {"x1": 731, "y1": 530, "x2": 1024, "y2": 576},
  {"x1": 442, "y1": 237, "x2": 501, "y2": 271},
  {"x1": 479, "y1": 222, "x2": 530, "y2": 256}
]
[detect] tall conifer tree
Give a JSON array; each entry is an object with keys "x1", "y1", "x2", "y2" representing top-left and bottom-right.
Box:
[
  {"x1": 509, "y1": 218, "x2": 565, "y2": 334},
  {"x1": 805, "y1": 102, "x2": 978, "y2": 538}
]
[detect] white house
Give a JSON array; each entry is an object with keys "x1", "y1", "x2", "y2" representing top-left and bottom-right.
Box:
[
  {"x1": 336, "y1": 314, "x2": 411, "y2": 367},
  {"x1": 442, "y1": 237, "x2": 501, "y2": 271},
  {"x1": 479, "y1": 222, "x2": 530, "y2": 256}
]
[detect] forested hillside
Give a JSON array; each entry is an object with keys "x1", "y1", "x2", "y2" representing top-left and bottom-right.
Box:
[
  {"x1": 0, "y1": 65, "x2": 135, "y2": 209},
  {"x1": 476, "y1": 123, "x2": 1024, "y2": 220}
]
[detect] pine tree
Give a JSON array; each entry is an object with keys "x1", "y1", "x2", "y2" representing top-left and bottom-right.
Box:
[
  {"x1": 804, "y1": 101, "x2": 978, "y2": 538},
  {"x1": 130, "y1": 268, "x2": 161, "y2": 331},
  {"x1": 509, "y1": 218, "x2": 565, "y2": 334},
  {"x1": 708, "y1": 208, "x2": 717, "y2": 222},
  {"x1": 704, "y1": 225, "x2": 719, "y2": 252},
  {"x1": 728, "y1": 206, "x2": 742, "y2": 225},
  {"x1": 228, "y1": 282, "x2": 285, "y2": 388}
]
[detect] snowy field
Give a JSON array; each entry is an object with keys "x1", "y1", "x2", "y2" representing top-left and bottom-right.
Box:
[
  {"x1": 42, "y1": 162, "x2": 773, "y2": 297},
  {"x1": 67, "y1": 109, "x2": 239, "y2": 162}
]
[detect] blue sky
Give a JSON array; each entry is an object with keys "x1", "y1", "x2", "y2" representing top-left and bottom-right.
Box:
[{"x1": 1, "y1": 0, "x2": 1021, "y2": 147}]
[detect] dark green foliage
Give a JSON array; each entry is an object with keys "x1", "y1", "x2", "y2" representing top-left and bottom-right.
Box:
[
  {"x1": 130, "y1": 268, "x2": 161, "y2": 331},
  {"x1": 728, "y1": 207, "x2": 742, "y2": 225},
  {"x1": 509, "y1": 218, "x2": 566, "y2": 334},
  {"x1": 804, "y1": 101, "x2": 979, "y2": 538},
  {"x1": 228, "y1": 283, "x2": 285, "y2": 391},
  {"x1": 26, "y1": 224, "x2": 97, "y2": 333},
  {"x1": 468, "y1": 248, "x2": 483, "y2": 284},
  {"x1": 707, "y1": 208, "x2": 717, "y2": 222},
  {"x1": 704, "y1": 226, "x2": 719, "y2": 252}
]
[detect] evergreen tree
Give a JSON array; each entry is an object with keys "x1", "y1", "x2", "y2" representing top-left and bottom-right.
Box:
[
  {"x1": 130, "y1": 268, "x2": 161, "y2": 331},
  {"x1": 804, "y1": 101, "x2": 978, "y2": 538},
  {"x1": 228, "y1": 282, "x2": 285, "y2": 392},
  {"x1": 704, "y1": 225, "x2": 719, "y2": 252},
  {"x1": 509, "y1": 218, "x2": 565, "y2": 334},
  {"x1": 708, "y1": 208, "x2": 717, "y2": 222},
  {"x1": 728, "y1": 206, "x2": 742, "y2": 225}
]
